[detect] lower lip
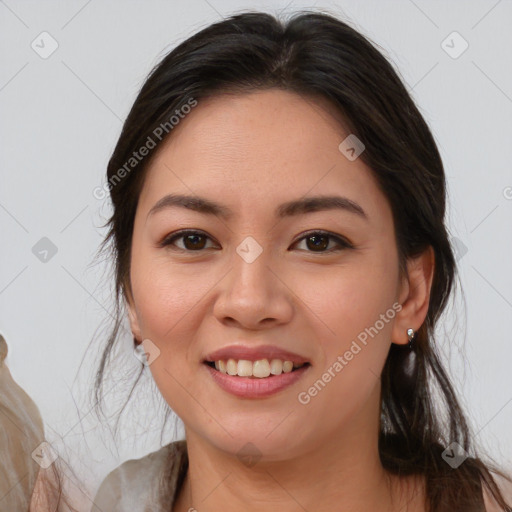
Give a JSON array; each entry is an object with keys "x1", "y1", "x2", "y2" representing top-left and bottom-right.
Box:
[{"x1": 204, "y1": 363, "x2": 310, "y2": 399}]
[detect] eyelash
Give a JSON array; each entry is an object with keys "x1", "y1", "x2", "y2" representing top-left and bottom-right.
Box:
[{"x1": 159, "y1": 229, "x2": 353, "y2": 254}]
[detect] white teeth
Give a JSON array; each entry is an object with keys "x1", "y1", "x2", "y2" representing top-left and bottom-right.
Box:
[
  {"x1": 226, "y1": 358, "x2": 237, "y2": 375},
  {"x1": 211, "y1": 358, "x2": 305, "y2": 378},
  {"x1": 282, "y1": 361, "x2": 293, "y2": 373},
  {"x1": 253, "y1": 359, "x2": 270, "y2": 378},
  {"x1": 269, "y1": 359, "x2": 283, "y2": 375},
  {"x1": 237, "y1": 360, "x2": 253, "y2": 377}
]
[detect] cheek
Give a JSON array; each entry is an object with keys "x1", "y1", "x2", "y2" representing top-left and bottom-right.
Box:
[
  {"x1": 129, "y1": 250, "x2": 215, "y2": 405},
  {"x1": 130, "y1": 256, "x2": 210, "y2": 420},
  {"x1": 130, "y1": 253, "x2": 212, "y2": 341},
  {"x1": 295, "y1": 252, "x2": 398, "y2": 368},
  {"x1": 292, "y1": 263, "x2": 397, "y2": 428}
]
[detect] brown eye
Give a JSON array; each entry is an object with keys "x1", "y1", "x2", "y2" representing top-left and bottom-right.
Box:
[
  {"x1": 160, "y1": 230, "x2": 216, "y2": 251},
  {"x1": 305, "y1": 233, "x2": 329, "y2": 251},
  {"x1": 293, "y1": 231, "x2": 352, "y2": 253},
  {"x1": 181, "y1": 233, "x2": 207, "y2": 250}
]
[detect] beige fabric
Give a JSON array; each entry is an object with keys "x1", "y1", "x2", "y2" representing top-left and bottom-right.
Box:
[
  {"x1": 0, "y1": 334, "x2": 46, "y2": 511},
  {"x1": 90, "y1": 440, "x2": 188, "y2": 512}
]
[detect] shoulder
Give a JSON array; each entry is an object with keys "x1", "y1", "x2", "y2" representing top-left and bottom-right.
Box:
[
  {"x1": 482, "y1": 471, "x2": 512, "y2": 512},
  {"x1": 90, "y1": 440, "x2": 187, "y2": 512}
]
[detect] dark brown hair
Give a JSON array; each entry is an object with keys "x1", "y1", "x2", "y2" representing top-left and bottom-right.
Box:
[{"x1": 92, "y1": 9, "x2": 512, "y2": 511}]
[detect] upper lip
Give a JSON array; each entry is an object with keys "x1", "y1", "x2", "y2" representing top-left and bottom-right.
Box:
[{"x1": 204, "y1": 344, "x2": 310, "y2": 364}]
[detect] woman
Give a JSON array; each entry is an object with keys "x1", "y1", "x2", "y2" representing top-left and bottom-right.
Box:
[{"x1": 89, "y1": 9, "x2": 512, "y2": 512}]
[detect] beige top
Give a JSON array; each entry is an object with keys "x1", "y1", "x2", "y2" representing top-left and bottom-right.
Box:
[
  {"x1": 90, "y1": 440, "x2": 188, "y2": 512},
  {"x1": 0, "y1": 334, "x2": 46, "y2": 512}
]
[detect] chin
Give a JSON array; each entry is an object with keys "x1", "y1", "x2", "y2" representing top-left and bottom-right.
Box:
[{"x1": 195, "y1": 420, "x2": 310, "y2": 463}]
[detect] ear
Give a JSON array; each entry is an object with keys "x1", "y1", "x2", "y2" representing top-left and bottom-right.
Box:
[
  {"x1": 125, "y1": 281, "x2": 142, "y2": 344},
  {"x1": 391, "y1": 246, "x2": 435, "y2": 346}
]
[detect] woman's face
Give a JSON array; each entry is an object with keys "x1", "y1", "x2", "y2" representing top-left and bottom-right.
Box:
[{"x1": 127, "y1": 89, "x2": 408, "y2": 459}]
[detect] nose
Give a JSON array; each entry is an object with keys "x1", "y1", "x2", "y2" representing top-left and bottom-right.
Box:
[{"x1": 213, "y1": 247, "x2": 294, "y2": 330}]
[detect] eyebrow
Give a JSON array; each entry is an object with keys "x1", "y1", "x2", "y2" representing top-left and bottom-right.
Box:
[{"x1": 147, "y1": 193, "x2": 368, "y2": 221}]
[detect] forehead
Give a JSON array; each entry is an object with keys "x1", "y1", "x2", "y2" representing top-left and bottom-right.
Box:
[{"x1": 138, "y1": 89, "x2": 390, "y2": 225}]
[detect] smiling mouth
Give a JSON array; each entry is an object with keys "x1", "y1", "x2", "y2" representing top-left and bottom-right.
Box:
[{"x1": 204, "y1": 359, "x2": 311, "y2": 378}]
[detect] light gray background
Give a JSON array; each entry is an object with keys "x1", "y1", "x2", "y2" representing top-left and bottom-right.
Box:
[{"x1": 1, "y1": 0, "x2": 511, "y2": 508}]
